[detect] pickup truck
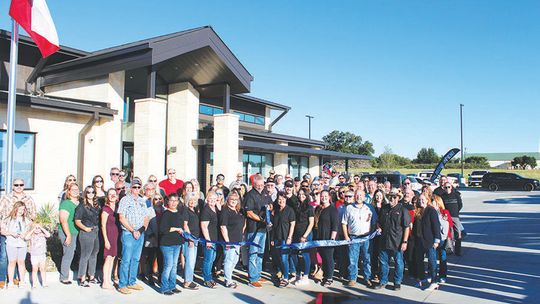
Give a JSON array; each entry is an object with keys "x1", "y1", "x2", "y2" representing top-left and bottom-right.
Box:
[{"x1": 468, "y1": 170, "x2": 489, "y2": 187}]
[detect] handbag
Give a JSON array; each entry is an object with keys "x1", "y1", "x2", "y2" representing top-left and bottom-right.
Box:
[{"x1": 445, "y1": 238, "x2": 455, "y2": 254}]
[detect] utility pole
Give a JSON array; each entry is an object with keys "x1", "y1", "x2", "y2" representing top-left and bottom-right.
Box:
[
  {"x1": 306, "y1": 115, "x2": 314, "y2": 139},
  {"x1": 460, "y1": 104, "x2": 464, "y2": 177}
]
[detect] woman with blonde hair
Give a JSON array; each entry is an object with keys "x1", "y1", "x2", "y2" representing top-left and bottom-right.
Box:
[
  {"x1": 182, "y1": 192, "x2": 200, "y2": 290},
  {"x1": 1, "y1": 201, "x2": 30, "y2": 288},
  {"x1": 58, "y1": 174, "x2": 77, "y2": 203},
  {"x1": 431, "y1": 195, "x2": 453, "y2": 284}
]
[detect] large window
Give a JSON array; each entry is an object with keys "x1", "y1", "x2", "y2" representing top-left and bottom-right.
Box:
[
  {"x1": 0, "y1": 131, "x2": 35, "y2": 189},
  {"x1": 288, "y1": 155, "x2": 309, "y2": 179},
  {"x1": 243, "y1": 152, "x2": 273, "y2": 184},
  {"x1": 199, "y1": 104, "x2": 265, "y2": 126}
]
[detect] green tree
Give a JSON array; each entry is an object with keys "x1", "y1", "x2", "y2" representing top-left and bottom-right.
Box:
[
  {"x1": 371, "y1": 147, "x2": 411, "y2": 168},
  {"x1": 465, "y1": 156, "x2": 490, "y2": 167},
  {"x1": 322, "y1": 130, "x2": 374, "y2": 156},
  {"x1": 511, "y1": 155, "x2": 537, "y2": 169},
  {"x1": 414, "y1": 148, "x2": 439, "y2": 164}
]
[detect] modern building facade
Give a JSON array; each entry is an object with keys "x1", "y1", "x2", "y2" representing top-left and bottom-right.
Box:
[{"x1": 0, "y1": 26, "x2": 369, "y2": 205}]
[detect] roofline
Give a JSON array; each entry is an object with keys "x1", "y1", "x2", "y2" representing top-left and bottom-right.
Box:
[
  {"x1": 234, "y1": 94, "x2": 290, "y2": 111},
  {"x1": 239, "y1": 129, "x2": 325, "y2": 147},
  {"x1": 239, "y1": 140, "x2": 372, "y2": 160},
  {"x1": 0, "y1": 29, "x2": 90, "y2": 58}
]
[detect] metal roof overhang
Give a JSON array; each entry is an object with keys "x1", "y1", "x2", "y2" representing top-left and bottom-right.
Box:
[
  {"x1": 240, "y1": 129, "x2": 325, "y2": 147},
  {"x1": 38, "y1": 27, "x2": 253, "y2": 94},
  {"x1": 0, "y1": 91, "x2": 117, "y2": 118},
  {"x1": 240, "y1": 140, "x2": 372, "y2": 160}
]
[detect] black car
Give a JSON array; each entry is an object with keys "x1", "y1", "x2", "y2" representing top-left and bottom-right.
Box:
[
  {"x1": 361, "y1": 173, "x2": 406, "y2": 188},
  {"x1": 481, "y1": 172, "x2": 540, "y2": 191}
]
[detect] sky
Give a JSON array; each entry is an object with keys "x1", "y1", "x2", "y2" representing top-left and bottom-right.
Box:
[{"x1": 1, "y1": 0, "x2": 539, "y2": 158}]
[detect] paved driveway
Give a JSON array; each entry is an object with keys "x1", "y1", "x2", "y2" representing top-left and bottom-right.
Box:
[{"x1": 2, "y1": 189, "x2": 539, "y2": 303}]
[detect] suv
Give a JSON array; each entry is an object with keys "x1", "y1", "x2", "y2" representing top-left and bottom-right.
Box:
[
  {"x1": 468, "y1": 170, "x2": 489, "y2": 187},
  {"x1": 482, "y1": 172, "x2": 539, "y2": 191},
  {"x1": 361, "y1": 173, "x2": 407, "y2": 188}
]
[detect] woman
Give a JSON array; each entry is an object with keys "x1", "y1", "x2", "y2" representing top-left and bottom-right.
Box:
[
  {"x1": 182, "y1": 192, "x2": 200, "y2": 290},
  {"x1": 309, "y1": 190, "x2": 323, "y2": 280},
  {"x1": 314, "y1": 190, "x2": 339, "y2": 287},
  {"x1": 431, "y1": 195, "x2": 453, "y2": 284},
  {"x1": 58, "y1": 175, "x2": 77, "y2": 203},
  {"x1": 271, "y1": 191, "x2": 296, "y2": 288},
  {"x1": 190, "y1": 178, "x2": 206, "y2": 201},
  {"x1": 200, "y1": 191, "x2": 219, "y2": 288},
  {"x1": 290, "y1": 188, "x2": 314, "y2": 285},
  {"x1": 220, "y1": 191, "x2": 245, "y2": 289},
  {"x1": 180, "y1": 181, "x2": 194, "y2": 204},
  {"x1": 370, "y1": 189, "x2": 386, "y2": 281},
  {"x1": 92, "y1": 175, "x2": 106, "y2": 206},
  {"x1": 58, "y1": 183, "x2": 80, "y2": 284},
  {"x1": 412, "y1": 194, "x2": 441, "y2": 291},
  {"x1": 158, "y1": 194, "x2": 184, "y2": 295},
  {"x1": 142, "y1": 194, "x2": 164, "y2": 284},
  {"x1": 101, "y1": 189, "x2": 119, "y2": 289},
  {"x1": 74, "y1": 186, "x2": 101, "y2": 287},
  {"x1": 2, "y1": 201, "x2": 30, "y2": 288},
  {"x1": 212, "y1": 188, "x2": 225, "y2": 277}
]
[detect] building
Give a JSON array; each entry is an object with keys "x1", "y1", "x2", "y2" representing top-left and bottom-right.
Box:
[
  {"x1": 466, "y1": 152, "x2": 540, "y2": 169},
  {"x1": 0, "y1": 26, "x2": 370, "y2": 205}
]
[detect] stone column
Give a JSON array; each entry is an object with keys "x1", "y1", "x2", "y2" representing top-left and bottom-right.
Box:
[
  {"x1": 309, "y1": 155, "x2": 320, "y2": 177},
  {"x1": 213, "y1": 113, "x2": 240, "y2": 187},
  {"x1": 133, "y1": 98, "x2": 167, "y2": 179},
  {"x1": 167, "y1": 82, "x2": 200, "y2": 180}
]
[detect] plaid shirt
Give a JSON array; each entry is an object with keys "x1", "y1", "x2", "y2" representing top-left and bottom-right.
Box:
[
  {"x1": 0, "y1": 192, "x2": 37, "y2": 222},
  {"x1": 118, "y1": 194, "x2": 149, "y2": 231}
]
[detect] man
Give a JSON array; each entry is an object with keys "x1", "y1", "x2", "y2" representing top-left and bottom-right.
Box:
[
  {"x1": 244, "y1": 175, "x2": 273, "y2": 288},
  {"x1": 335, "y1": 189, "x2": 353, "y2": 281},
  {"x1": 268, "y1": 169, "x2": 276, "y2": 180},
  {"x1": 284, "y1": 174, "x2": 292, "y2": 181},
  {"x1": 115, "y1": 181, "x2": 127, "y2": 200},
  {"x1": 275, "y1": 175, "x2": 285, "y2": 192},
  {"x1": 117, "y1": 178, "x2": 154, "y2": 294},
  {"x1": 311, "y1": 179, "x2": 322, "y2": 194},
  {"x1": 106, "y1": 167, "x2": 121, "y2": 190},
  {"x1": 383, "y1": 181, "x2": 392, "y2": 194},
  {"x1": 293, "y1": 177, "x2": 302, "y2": 195},
  {"x1": 329, "y1": 170, "x2": 340, "y2": 187},
  {"x1": 119, "y1": 170, "x2": 131, "y2": 189},
  {"x1": 365, "y1": 180, "x2": 378, "y2": 205},
  {"x1": 342, "y1": 189, "x2": 376, "y2": 287},
  {"x1": 229, "y1": 172, "x2": 248, "y2": 191},
  {"x1": 440, "y1": 182, "x2": 464, "y2": 255},
  {"x1": 284, "y1": 181, "x2": 299, "y2": 209},
  {"x1": 433, "y1": 176, "x2": 449, "y2": 197},
  {"x1": 0, "y1": 178, "x2": 37, "y2": 288},
  {"x1": 374, "y1": 189, "x2": 411, "y2": 291},
  {"x1": 353, "y1": 175, "x2": 361, "y2": 186},
  {"x1": 337, "y1": 174, "x2": 348, "y2": 187},
  {"x1": 215, "y1": 174, "x2": 230, "y2": 198},
  {"x1": 159, "y1": 168, "x2": 184, "y2": 196},
  {"x1": 265, "y1": 177, "x2": 278, "y2": 202}
]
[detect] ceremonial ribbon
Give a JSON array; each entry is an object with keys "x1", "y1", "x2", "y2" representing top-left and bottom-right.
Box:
[
  {"x1": 181, "y1": 232, "x2": 261, "y2": 248},
  {"x1": 277, "y1": 230, "x2": 380, "y2": 250}
]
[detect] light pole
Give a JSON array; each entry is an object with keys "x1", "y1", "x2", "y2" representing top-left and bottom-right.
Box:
[
  {"x1": 306, "y1": 115, "x2": 314, "y2": 139},
  {"x1": 460, "y1": 104, "x2": 464, "y2": 177}
]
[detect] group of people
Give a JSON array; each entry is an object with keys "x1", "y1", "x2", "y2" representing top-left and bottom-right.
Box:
[{"x1": 0, "y1": 167, "x2": 464, "y2": 295}]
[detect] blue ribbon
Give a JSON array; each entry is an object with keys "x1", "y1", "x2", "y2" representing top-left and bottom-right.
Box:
[
  {"x1": 181, "y1": 232, "x2": 261, "y2": 248},
  {"x1": 277, "y1": 230, "x2": 380, "y2": 250}
]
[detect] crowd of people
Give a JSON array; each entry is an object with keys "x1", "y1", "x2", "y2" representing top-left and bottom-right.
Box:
[{"x1": 0, "y1": 167, "x2": 464, "y2": 295}]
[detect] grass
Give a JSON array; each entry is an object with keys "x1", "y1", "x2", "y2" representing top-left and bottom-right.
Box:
[{"x1": 349, "y1": 168, "x2": 540, "y2": 180}]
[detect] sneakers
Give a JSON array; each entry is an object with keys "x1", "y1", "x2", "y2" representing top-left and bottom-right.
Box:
[
  {"x1": 225, "y1": 282, "x2": 238, "y2": 289},
  {"x1": 127, "y1": 283, "x2": 144, "y2": 291},
  {"x1": 278, "y1": 279, "x2": 289, "y2": 288},
  {"x1": 249, "y1": 281, "x2": 263, "y2": 288},
  {"x1": 393, "y1": 284, "x2": 401, "y2": 291},
  {"x1": 322, "y1": 279, "x2": 333, "y2": 287},
  {"x1": 117, "y1": 287, "x2": 132, "y2": 294},
  {"x1": 439, "y1": 278, "x2": 447, "y2": 284},
  {"x1": 426, "y1": 283, "x2": 439, "y2": 291},
  {"x1": 171, "y1": 288, "x2": 182, "y2": 294},
  {"x1": 373, "y1": 283, "x2": 386, "y2": 290},
  {"x1": 288, "y1": 274, "x2": 297, "y2": 283},
  {"x1": 162, "y1": 291, "x2": 174, "y2": 296},
  {"x1": 294, "y1": 276, "x2": 309, "y2": 286}
]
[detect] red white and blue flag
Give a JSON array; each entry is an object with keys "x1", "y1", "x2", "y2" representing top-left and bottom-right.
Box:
[{"x1": 9, "y1": 0, "x2": 59, "y2": 58}]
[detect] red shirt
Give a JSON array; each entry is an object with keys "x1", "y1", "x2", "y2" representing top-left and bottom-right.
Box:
[
  {"x1": 159, "y1": 179, "x2": 184, "y2": 196},
  {"x1": 335, "y1": 199, "x2": 344, "y2": 209}
]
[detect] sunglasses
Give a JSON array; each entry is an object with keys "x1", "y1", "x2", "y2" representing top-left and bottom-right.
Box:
[
  {"x1": 445, "y1": 186, "x2": 452, "y2": 189},
  {"x1": 95, "y1": 180, "x2": 103, "y2": 183},
  {"x1": 87, "y1": 191, "x2": 95, "y2": 194},
  {"x1": 345, "y1": 195, "x2": 354, "y2": 198},
  {"x1": 119, "y1": 174, "x2": 126, "y2": 177},
  {"x1": 115, "y1": 187, "x2": 124, "y2": 191},
  {"x1": 13, "y1": 183, "x2": 24, "y2": 187},
  {"x1": 149, "y1": 179, "x2": 157, "y2": 182},
  {"x1": 154, "y1": 197, "x2": 163, "y2": 201},
  {"x1": 216, "y1": 193, "x2": 223, "y2": 196},
  {"x1": 132, "y1": 186, "x2": 141, "y2": 189},
  {"x1": 111, "y1": 173, "x2": 119, "y2": 176},
  {"x1": 168, "y1": 172, "x2": 176, "y2": 175}
]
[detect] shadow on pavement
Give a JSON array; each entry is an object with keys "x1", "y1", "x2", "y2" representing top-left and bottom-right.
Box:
[
  {"x1": 232, "y1": 292, "x2": 265, "y2": 304},
  {"x1": 483, "y1": 194, "x2": 540, "y2": 204}
]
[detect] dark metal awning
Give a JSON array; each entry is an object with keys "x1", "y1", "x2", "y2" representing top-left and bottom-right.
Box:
[{"x1": 240, "y1": 140, "x2": 372, "y2": 160}]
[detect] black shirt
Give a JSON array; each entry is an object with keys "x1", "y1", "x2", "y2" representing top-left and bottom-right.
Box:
[
  {"x1": 272, "y1": 205, "x2": 296, "y2": 241},
  {"x1": 244, "y1": 188, "x2": 272, "y2": 233},
  {"x1": 293, "y1": 203, "x2": 314, "y2": 240},
  {"x1": 286, "y1": 195, "x2": 300, "y2": 210},
  {"x1": 200, "y1": 206, "x2": 219, "y2": 241},
  {"x1": 441, "y1": 191, "x2": 463, "y2": 217},
  {"x1": 314, "y1": 205, "x2": 339, "y2": 240},
  {"x1": 159, "y1": 210, "x2": 184, "y2": 246},
  {"x1": 220, "y1": 207, "x2": 245, "y2": 243},
  {"x1": 184, "y1": 208, "x2": 200, "y2": 238},
  {"x1": 74, "y1": 203, "x2": 100, "y2": 228},
  {"x1": 378, "y1": 202, "x2": 411, "y2": 251}
]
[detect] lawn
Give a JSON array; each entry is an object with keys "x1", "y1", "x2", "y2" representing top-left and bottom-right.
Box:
[{"x1": 349, "y1": 168, "x2": 540, "y2": 180}]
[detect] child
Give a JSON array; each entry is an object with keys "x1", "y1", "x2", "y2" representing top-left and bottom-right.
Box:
[
  {"x1": 1, "y1": 201, "x2": 30, "y2": 288},
  {"x1": 25, "y1": 223, "x2": 51, "y2": 288}
]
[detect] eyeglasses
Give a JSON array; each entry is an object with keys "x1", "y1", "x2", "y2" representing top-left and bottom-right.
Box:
[
  {"x1": 110, "y1": 173, "x2": 119, "y2": 176},
  {"x1": 95, "y1": 180, "x2": 103, "y2": 183},
  {"x1": 119, "y1": 174, "x2": 126, "y2": 177},
  {"x1": 87, "y1": 191, "x2": 95, "y2": 194},
  {"x1": 154, "y1": 198, "x2": 163, "y2": 201},
  {"x1": 168, "y1": 172, "x2": 176, "y2": 175},
  {"x1": 216, "y1": 193, "x2": 223, "y2": 196},
  {"x1": 345, "y1": 195, "x2": 354, "y2": 198},
  {"x1": 149, "y1": 179, "x2": 157, "y2": 182},
  {"x1": 115, "y1": 187, "x2": 124, "y2": 191},
  {"x1": 217, "y1": 177, "x2": 224, "y2": 181},
  {"x1": 445, "y1": 186, "x2": 452, "y2": 189},
  {"x1": 132, "y1": 186, "x2": 141, "y2": 189},
  {"x1": 13, "y1": 184, "x2": 24, "y2": 187}
]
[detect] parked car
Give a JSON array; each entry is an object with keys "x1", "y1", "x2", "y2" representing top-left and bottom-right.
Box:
[
  {"x1": 468, "y1": 170, "x2": 489, "y2": 187},
  {"x1": 361, "y1": 173, "x2": 407, "y2": 189},
  {"x1": 481, "y1": 172, "x2": 540, "y2": 191},
  {"x1": 418, "y1": 171, "x2": 434, "y2": 180},
  {"x1": 447, "y1": 173, "x2": 466, "y2": 188}
]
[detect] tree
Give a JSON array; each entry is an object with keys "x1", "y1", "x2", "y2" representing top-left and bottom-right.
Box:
[
  {"x1": 371, "y1": 147, "x2": 411, "y2": 169},
  {"x1": 465, "y1": 156, "x2": 490, "y2": 167},
  {"x1": 414, "y1": 148, "x2": 439, "y2": 164},
  {"x1": 511, "y1": 155, "x2": 537, "y2": 169},
  {"x1": 322, "y1": 130, "x2": 374, "y2": 156}
]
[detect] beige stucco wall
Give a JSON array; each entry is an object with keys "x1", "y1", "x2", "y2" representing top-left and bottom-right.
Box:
[
  {"x1": 309, "y1": 155, "x2": 320, "y2": 177},
  {"x1": 213, "y1": 113, "x2": 241, "y2": 187}
]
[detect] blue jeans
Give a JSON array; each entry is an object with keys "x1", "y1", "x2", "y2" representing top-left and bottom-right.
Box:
[
  {"x1": 202, "y1": 244, "x2": 217, "y2": 282},
  {"x1": 119, "y1": 231, "x2": 144, "y2": 289},
  {"x1": 183, "y1": 241, "x2": 198, "y2": 283},
  {"x1": 247, "y1": 231, "x2": 266, "y2": 283},
  {"x1": 0, "y1": 236, "x2": 7, "y2": 282},
  {"x1": 379, "y1": 249, "x2": 404, "y2": 285},
  {"x1": 290, "y1": 233, "x2": 312, "y2": 277},
  {"x1": 426, "y1": 246, "x2": 438, "y2": 281},
  {"x1": 223, "y1": 245, "x2": 240, "y2": 284},
  {"x1": 160, "y1": 245, "x2": 181, "y2": 293},
  {"x1": 438, "y1": 240, "x2": 447, "y2": 279},
  {"x1": 273, "y1": 240, "x2": 290, "y2": 280},
  {"x1": 348, "y1": 237, "x2": 371, "y2": 282}
]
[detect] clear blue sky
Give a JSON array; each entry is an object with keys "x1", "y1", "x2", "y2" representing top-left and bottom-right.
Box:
[{"x1": 2, "y1": 0, "x2": 539, "y2": 158}]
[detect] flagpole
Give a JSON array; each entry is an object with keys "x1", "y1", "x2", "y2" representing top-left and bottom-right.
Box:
[{"x1": 5, "y1": 20, "x2": 19, "y2": 193}]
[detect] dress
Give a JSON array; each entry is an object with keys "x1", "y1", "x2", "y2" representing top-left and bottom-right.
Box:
[{"x1": 102, "y1": 205, "x2": 119, "y2": 257}]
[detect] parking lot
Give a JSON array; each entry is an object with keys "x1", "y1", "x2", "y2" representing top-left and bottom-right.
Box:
[{"x1": 2, "y1": 189, "x2": 539, "y2": 304}]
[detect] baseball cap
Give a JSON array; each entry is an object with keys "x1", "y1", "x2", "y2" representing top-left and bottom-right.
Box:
[{"x1": 284, "y1": 180, "x2": 294, "y2": 188}]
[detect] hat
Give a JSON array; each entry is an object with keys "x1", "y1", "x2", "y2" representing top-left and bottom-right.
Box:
[
  {"x1": 387, "y1": 188, "x2": 400, "y2": 198},
  {"x1": 284, "y1": 180, "x2": 294, "y2": 188},
  {"x1": 266, "y1": 177, "x2": 275, "y2": 184},
  {"x1": 132, "y1": 178, "x2": 142, "y2": 186}
]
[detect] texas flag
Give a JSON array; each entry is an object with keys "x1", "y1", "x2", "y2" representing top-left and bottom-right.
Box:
[{"x1": 9, "y1": 0, "x2": 59, "y2": 58}]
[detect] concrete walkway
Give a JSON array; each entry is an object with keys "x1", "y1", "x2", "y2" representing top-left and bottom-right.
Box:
[{"x1": 2, "y1": 189, "x2": 539, "y2": 303}]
